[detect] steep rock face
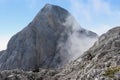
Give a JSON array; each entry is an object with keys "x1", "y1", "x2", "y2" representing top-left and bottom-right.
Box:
[
  {"x1": 54, "y1": 26, "x2": 120, "y2": 80},
  {"x1": 0, "y1": 4, "x2": 97, "y2": 71}
]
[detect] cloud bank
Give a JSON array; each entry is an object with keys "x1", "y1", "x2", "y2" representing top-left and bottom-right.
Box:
[
  {"x1": 69, "y1": 0, "x2": 120, "y2": 35},
  {"x1": 0, "y1": 36, "x2": 10, "y2": 51},
  {"x1": 58, "y1": 15, "x2": 97, "y2": 61}
]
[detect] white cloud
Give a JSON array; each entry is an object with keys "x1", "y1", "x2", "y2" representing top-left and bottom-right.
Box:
[
  {"x1": 0, "y1": 36, "x2": 10, "y2": 51},
  {"x1": 90, "y1": 0, "x2": 111, "y2": 14},
  {"x1": 69, "y1": 0, "x2": 120, "y2": 35},
  {"x1": 58, "y1": 15, "x2": 97, "y2": 62},
  {"x1": 69, "y1": 0, "x2": 111, "y2": 21},
  {"x1": 70, "y1": 0, "x2": 91, "y2": 21}
]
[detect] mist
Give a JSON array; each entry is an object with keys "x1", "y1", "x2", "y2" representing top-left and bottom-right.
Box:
[
  {"x1": 0, "y1": 36, "x2": 10, "y2": 51},
  {"x1": 58, "y1": 15, "x2": 98, "y2": 61}
]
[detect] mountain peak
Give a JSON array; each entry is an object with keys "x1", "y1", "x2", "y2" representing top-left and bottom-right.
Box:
[
  {"x1": 0, "y1": 4, "x2": 97, "y2": 71},
  {"x1": 43, "y1": 3, "x2": 67, "y2": 10},
  {"x1": 43, "y1": 3, "x2": 53, "y2": 10},
  {"x1": 40, "y1": 3, "x2": 69, "y2": 15},
  {"x1": 44, "y1": 3, "x2": 53, "y2": 7}
]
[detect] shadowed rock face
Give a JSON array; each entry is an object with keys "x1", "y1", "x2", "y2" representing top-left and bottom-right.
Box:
[{"x1": 0, "y1": 4, "x2": 97, "y2": 71}]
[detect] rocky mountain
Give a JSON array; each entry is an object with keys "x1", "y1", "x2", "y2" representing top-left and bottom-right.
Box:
[
  {"x1": 52, "y1": 26, "x2": 120, "y2": 80},
  {"x1": 0, "y1": 27, "x2": 120, "y2": 80},
  {"x1": 0, "y1": 4, "x2": 97, "y2": 71}
]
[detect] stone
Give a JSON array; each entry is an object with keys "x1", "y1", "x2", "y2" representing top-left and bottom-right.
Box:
[
  {"x1": 54, "y1": 26, "x2": 120, "y2": 80},
  {"x1": 0, "y1": 4, "x2": 98, "y2": 71}
]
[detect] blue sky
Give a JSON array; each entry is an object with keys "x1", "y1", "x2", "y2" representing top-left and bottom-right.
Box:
[{"x1": 0, "y1": 0, "x2": 120, "y2": 50}]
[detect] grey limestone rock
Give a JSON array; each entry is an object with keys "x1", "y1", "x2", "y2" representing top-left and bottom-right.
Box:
[
  {"x1": 54, "y1": 26, "x2": 120, "y2": 80},
  {"x1": 0, "y1": 4, "x2": 97, "y2": 71},
  {"x1": 0, "y1": 4, "x2": 120, "y2": 80}
]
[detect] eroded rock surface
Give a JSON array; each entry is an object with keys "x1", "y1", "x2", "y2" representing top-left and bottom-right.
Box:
[
  {"x1": 0, "y1": 4, "x2": 97, "y2": 71},
  {"x1": 0, "y1": 4, "x2": 120, "y2": 80},
  {"x1": 54, "y1": 27, "x2": 120, "y2": 80}
]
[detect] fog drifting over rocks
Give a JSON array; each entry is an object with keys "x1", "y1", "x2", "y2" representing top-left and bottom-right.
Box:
[{"x1": 58, "y1": 15, "x2": 98, "y2": 61}]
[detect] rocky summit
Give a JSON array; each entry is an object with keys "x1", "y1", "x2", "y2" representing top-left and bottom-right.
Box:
[{"x1": 0, "y1": 4, "x2": 97, "y2": 71}]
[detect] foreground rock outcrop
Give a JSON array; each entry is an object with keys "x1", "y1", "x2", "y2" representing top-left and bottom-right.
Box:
[
  {"x1": 0, "y1": 4, "x2": 97, "y2": 71},
  {"x1": 0, "y1": 69, "x2": 59, "y2": 80},
  {"x1": 54, "y1": 26, "x2": 120, "y2": 80}
]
